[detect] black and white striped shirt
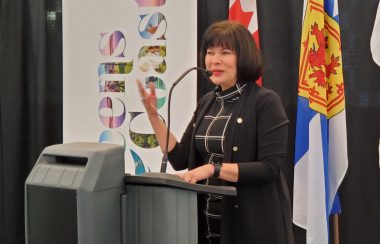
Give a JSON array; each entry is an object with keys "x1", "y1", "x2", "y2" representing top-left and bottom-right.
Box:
[{"x1": 194, "y1": 83, "x2": 246, "y2": 243}]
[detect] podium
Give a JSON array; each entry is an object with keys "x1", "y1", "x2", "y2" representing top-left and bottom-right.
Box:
[
  {"x1": 122, "y1": 173, "x2": 236, "y2": 244},
  {"x1": 25, "y1": 142, "x2": 236, "y2": 244}
]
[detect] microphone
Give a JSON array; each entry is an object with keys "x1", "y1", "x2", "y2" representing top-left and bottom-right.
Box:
[
  {"x1": 172, "y1": 67, "x2": 212, "y2": 86},
  {"x1": 160, "y1": 67, "x2": 212, "y2": 173}
]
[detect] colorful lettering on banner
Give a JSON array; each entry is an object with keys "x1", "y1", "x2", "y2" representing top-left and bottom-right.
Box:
[
  {"x1": 99, "y1": 31, "x2": 126, "y2": 57},
  {"x1": 138, "y1": 13, "x2": 167, "y2": 40},
  {"x1": 98, "y1": 62, "x2": 133, "y2": 76},
  {"x1": 98, "y1": 62, "x2": 133, "y2": 93},
  {"x1": 98, "y1": 96, "x2": 126, "y2": 128},
  {"x1": 99, "y1": 130, "x2": 127, "y2": 149},
  {"x1": 127, "y1": 1, "x2": 168, "y2": 174},
  {"x1": 138, "y1": 45, "x2": 167, "y2": 73},
  {"x1": 130, "y1": 149, "x2": 150, "y2": 175},
  {"x1": 96, "y1": 1, "x2": 168, "y2": 174},
  {"x1": 129, "y1": 111, "x2": 159, "y2": 148},
  {"x1": 135, "y1": 0, "x2": 166, "y2": 8},
  {"x1": 97, "y1": 30, "x2": 129, "y2": 150}
]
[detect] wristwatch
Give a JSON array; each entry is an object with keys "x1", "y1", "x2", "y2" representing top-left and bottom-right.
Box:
[{"x1": 212, "y1": 163, "x2": 222, "y2": 178}]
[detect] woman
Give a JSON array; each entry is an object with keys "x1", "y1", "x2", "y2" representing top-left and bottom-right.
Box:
[{"x1": 137, "y1": 20, "x2": 294, "y2": 244}]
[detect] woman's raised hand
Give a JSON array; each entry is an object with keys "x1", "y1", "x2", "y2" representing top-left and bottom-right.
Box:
[{"x1": 136, "y1": 80, "x2": 158, "y2": 120}]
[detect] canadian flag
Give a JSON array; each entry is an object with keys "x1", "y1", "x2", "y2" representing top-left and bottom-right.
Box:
[
  {"x1": 229, "y1": 0, "x2": 262, "y2": 85},
  {"x1": 371, "y1": 1, "x2": 380, "y2": 66}
]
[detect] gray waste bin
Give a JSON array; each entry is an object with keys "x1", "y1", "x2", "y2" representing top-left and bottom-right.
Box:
[{"x1": 25, "y1": 142, "x2": 125, "y2": 244}]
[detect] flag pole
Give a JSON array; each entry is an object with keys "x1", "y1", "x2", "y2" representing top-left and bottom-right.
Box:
[{"x1": 333, "y1": 214, "x2": 340, "y2": 244}]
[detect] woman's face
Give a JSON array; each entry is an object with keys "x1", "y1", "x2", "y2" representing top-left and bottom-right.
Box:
[{"x1": 205, "y1": 46, "x2": 237, "y2": 91}]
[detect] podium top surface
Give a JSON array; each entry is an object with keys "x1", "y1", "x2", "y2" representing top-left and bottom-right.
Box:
[{"x1": 124, "y1": 173, "x2": 237, "y2": 196}]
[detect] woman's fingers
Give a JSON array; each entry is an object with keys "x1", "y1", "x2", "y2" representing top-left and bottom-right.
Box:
[
  {"x1": 176, "y1": 170, "x2": 202, "y2": 184},
  {"x1": 136, "y1": 79, "x2": 146, "y2": 98},
  {"x1": 148, "y1": 82, "x2": 156, "y2": 97},
  {"x1": 136, "y1": 80, "x2": 157, "y2": 101},
  {"x1": 177, "y1": 172, "x2": 192, "y2": 183},
  {"x1": 184, "y1": 173, "x2": 195, "y2": 184}
]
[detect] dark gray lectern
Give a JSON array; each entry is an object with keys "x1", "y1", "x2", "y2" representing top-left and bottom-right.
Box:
[
  {"x1": 25, "y1": 142, "x2": 125, "y2": 244},
  {"x1": 123, "y1": 173, "x2": 236, "y2": 244},
  {"x1": 25, "y1": 142, "x2": 236, "y2": 244}
]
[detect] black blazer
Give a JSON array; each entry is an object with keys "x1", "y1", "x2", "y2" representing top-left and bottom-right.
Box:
[{"x1": 169, "y1": 82, "x2": 295, "y2": 244}]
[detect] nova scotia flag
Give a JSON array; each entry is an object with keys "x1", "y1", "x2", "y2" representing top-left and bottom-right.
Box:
[{"x1": 293, "y1": 0, "x2": 348, "y2": 243}]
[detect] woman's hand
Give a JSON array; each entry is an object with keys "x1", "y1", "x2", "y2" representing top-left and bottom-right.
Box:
[
  {"x1": 136, "y1": 80, "x2": 158, "y2": 120},
  {"x1": 177, "y1": 164, "x2": 214, "y2": 184},
  {"x1": 135, "y1": 79, "x2": 178, "y2": 153}
]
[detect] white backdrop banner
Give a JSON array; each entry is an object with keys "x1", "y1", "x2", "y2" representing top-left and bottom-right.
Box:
[{"x1": 63, "y1": 0, "x2": 197, "y2": 174}]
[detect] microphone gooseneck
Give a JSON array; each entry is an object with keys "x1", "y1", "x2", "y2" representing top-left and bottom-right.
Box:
[
  {"x1": 172, "y1": 67, "x2": 212, "y2": 86},
  {"x1": 160, "y1": 67, "x2": 213, "y2": 173}
]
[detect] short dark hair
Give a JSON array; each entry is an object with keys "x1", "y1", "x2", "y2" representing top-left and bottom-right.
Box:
[{"x1": 199, "y1": 20, "x2": 262, "y2": 84}]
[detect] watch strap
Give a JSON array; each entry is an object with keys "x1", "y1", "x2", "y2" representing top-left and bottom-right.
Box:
[{"x1": 212, "y1": 163, "x2": 221, "y2": 178}]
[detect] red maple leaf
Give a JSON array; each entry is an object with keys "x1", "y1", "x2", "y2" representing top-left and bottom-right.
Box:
[{"x1": 229, "y1": 0, "x2": 253, "y2": 28}]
